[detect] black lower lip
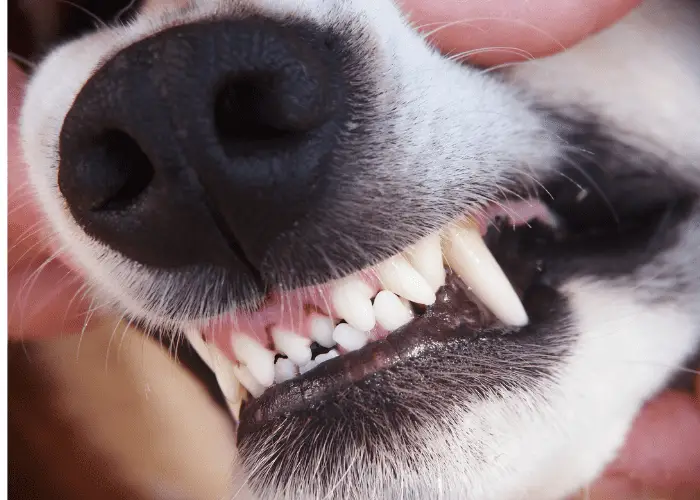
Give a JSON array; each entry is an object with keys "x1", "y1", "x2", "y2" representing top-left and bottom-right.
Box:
[{"x1": 238, "y1": 219, "x2": 560, "y2": 433}]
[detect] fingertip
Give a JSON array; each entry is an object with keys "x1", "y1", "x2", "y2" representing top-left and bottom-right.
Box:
[
  {"x1": 398, "y1": 0, "x2": 642, "y2": 66},
  {"x1": 606, "y1": 391, "x2": 700, "y2": 494}
]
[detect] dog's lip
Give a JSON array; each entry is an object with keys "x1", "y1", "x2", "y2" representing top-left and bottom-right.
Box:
[
  {"x1": 238, "y1": 272, "x2": 499, "y2": 430},
  {"x1": 238, "y1": 220, "x2": 547, "y2": 431}
]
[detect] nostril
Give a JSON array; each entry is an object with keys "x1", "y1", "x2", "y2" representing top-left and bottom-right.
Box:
[
  {"x1": 214, "y1": 74, "x2": 299, "y2": 151},
  {"x1": 82, "y1": 130, "x2": 154, "y2": 212},
  {"x1": 213, "y1": 62, "x2": 333, "y2": 158}
]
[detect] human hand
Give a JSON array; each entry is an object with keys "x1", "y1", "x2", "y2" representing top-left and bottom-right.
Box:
[
  {"x1": 398, "y1": 0, "x2": 641, "y2": 65},
  {"x1": 8, "y1": 60, "x2": 92, "y2": 340}
]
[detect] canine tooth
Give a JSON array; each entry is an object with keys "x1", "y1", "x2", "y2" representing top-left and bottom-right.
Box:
[
  {"x1": 309, "y1": 314, "x2": 336, "y2": 348},
  {"x1": 331, "y1": 278, "x2": 375, "y2": 331},
  {"x1": 315, "y1": 349, "x2": 340, "y2": 364},
  {"x1": 183, "y1": 328, "x2": 214, "y2": 367},
  {"x1": 209, "y1": 347, "x2": 244, "y2": 403},
  {"x1": 232, "y1": 364, "x2": 265, "y2": 398},
  {"x1": 377, "y1": 255, "x2": 436, "y2": 305},
  {"x1": 231, "y1": 334, "x2": 276, "y2": 387},
  {"x1": 332, "y1": 323, "x2": 368, "y2": 351},
  {"x1": 444, "y1": 224, "x2": 528, "y2": 327},
  {"x1": 184, "y1": 329, "x2": 244, "y2": 418},
  {"x1": 373, "y1": 290, "x2": 414, "y2": 331},
  {"x1": 274, "y1": 357, "x2": 298, "y2": 384},
  {"x1": 271, "y1": 328, "x2": 312, "y2": 365},
  {"x1": 407, "y1": 234, "x2": 446, "y2": 292},
  {"x1": 299, "y1": 360, "x2": 318, "y2": 374}
]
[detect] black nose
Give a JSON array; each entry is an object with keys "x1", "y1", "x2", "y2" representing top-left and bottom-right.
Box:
[{"x1": 58, "y1": 18, "x2": 344, "y2": 280}]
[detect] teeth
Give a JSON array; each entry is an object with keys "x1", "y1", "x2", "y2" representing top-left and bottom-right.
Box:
[
  {"x1": 208, "y1": 346, "x2": 243, "y2": 403},
  {"x1": 183, "y1": 327, "x2": 214, "y2": 367},
  {"x1": 407, "y1": 234, "x2": 446, "y2": 292},
  {"x1": 315, "y1": 349, "x2": 340, "y2": 364},
  {"x1": 183, "y1": 328, "x2": 244, "y2": 419},
  {"x1": 271, "y1": 328, "x2": 312, "y2": 365},
  {"x1": 373, "y1": 290, "x2": 414, "y2": 331},
  {"x1": 231, "y1": 334, "x2": 276, "y2": 387},
  {"x1": 331, "y1": 278, "x2": 376, "y2": 332},
  {"x1": 377, "y1": 255, "x2": 436, "y2": 305},
  {"x1": 274, "y1": 357, "x2": 298, "y2": 384},
  {"x1": 444, "y1": 223, "x2": 528, "y2": 327},
  {"x1": 332, "y1": 323, "x2": 368, "y2": 351},
  {"x1": 210, "y1": 349, "x2": 246, "y2": 419},
  {"x1": 299, "y1": 360, "x2": 318, "y2": 374},
  {"x1": 309, "y1": 314, "x2": 336, "y2": 348},
  {"x1": 232, "y1": 364, "x2": 265, "y2": 398},
  {"x1": 191, "y1": 216, "x2": 532, "y2": 400}
]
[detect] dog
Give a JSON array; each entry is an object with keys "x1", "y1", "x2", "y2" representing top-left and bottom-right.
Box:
[{"x1": 17, "y1": 0, "x2": 700, "y2": 498}]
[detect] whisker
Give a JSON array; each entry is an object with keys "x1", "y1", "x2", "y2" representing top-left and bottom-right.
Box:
[
  {"x1": 115, "y1": 0, "x2": 139, "y2": 22},
  {"x1": 57, "y1": 0, "x2": 108, "y2": 27},
  {"x1": 447, "y1": 46, "x2": 535, "y2": 63},
  {"x1": 8, "y1": 52, "x2": 36, "y2": 70}
]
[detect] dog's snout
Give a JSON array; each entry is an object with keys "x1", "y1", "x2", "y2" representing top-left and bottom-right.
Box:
[{"x1": 58, "y1": 18, "x2": 344, "y2": 274}]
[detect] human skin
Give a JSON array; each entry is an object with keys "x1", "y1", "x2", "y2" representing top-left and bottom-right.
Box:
[
  {"x1": 398, "y1": 0, "x2": 642, "y2": 66},
  {"x1": 7, "y1": 0, "x2": 699, "y2": 496}
]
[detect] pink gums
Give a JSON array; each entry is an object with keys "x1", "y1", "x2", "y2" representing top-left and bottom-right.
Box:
[{"x1": 202, "y1": 201, "x2": 553, "y2": 361}]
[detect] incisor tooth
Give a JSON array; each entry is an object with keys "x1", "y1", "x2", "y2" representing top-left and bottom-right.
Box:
[
  {"x1": 231, "y1": 334, "x2": 276, "y2": 387},
  {"x1": 331, "y1": 278, "x2": 375, "y2": 331},
  {"x1": 309, "y1": 314, "x2": 336, "y2": 348},
  {"x1": 232, "y1": 364, "x2": 265, "y2": 398},
  {"x1": 444, "y1": 223, "x2": 528, "y2": 327},
  {"x1": 299, "y1": 360, "x2": 318, "y2": 374},
  {"x1": 373, "y1": 290, "x2": 414, "y2": 331},
  {"x1": 377, "y1": 255, "x2": 436, "y2": 305},
  {"x1": 332, "y1": 323, "x2": 368, "y2": 351},
  {"x1": 274, "y1": 358, "x2": 298, "y2": 384},
  {"x1": 407, "y1": 233, "x2": 446, "y2": 292},
  {"x1": 271, "y1": 328, "x2": 312, "y2": 365},
  {"x1": 315, "y1": 349, "x2": 339, "y2": 364}
]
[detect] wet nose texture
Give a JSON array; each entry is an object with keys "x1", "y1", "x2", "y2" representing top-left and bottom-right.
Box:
[{"x1": 58, "y1": 18, "x2": 345, "y2": 288}]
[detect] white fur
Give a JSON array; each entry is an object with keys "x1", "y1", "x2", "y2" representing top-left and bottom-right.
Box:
[
  {"x1": 18, "y1": 0, "x2": 700, "y2": 498},
  {"x1": 511, "y1": 0, "x2": 700, "y2": 168}
]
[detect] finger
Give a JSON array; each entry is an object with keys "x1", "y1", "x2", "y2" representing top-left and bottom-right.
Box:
[
  {"x1": 7, "y1": 59, "x2": 93, "y2": 339},
  {"x1": 397, "y1": 0, "x2": 641, "y2": 66},
  {"x1": 594, "y1": 391, "x2": 700, "y2": 498}
]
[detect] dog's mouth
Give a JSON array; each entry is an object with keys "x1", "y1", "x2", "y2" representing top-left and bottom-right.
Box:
[
  {"x1": 180, "y1": 150, "x2": 693, "y2": 436},
  {"x1": 185, "y1": 200, "x2": 556, "y2": 418}
]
